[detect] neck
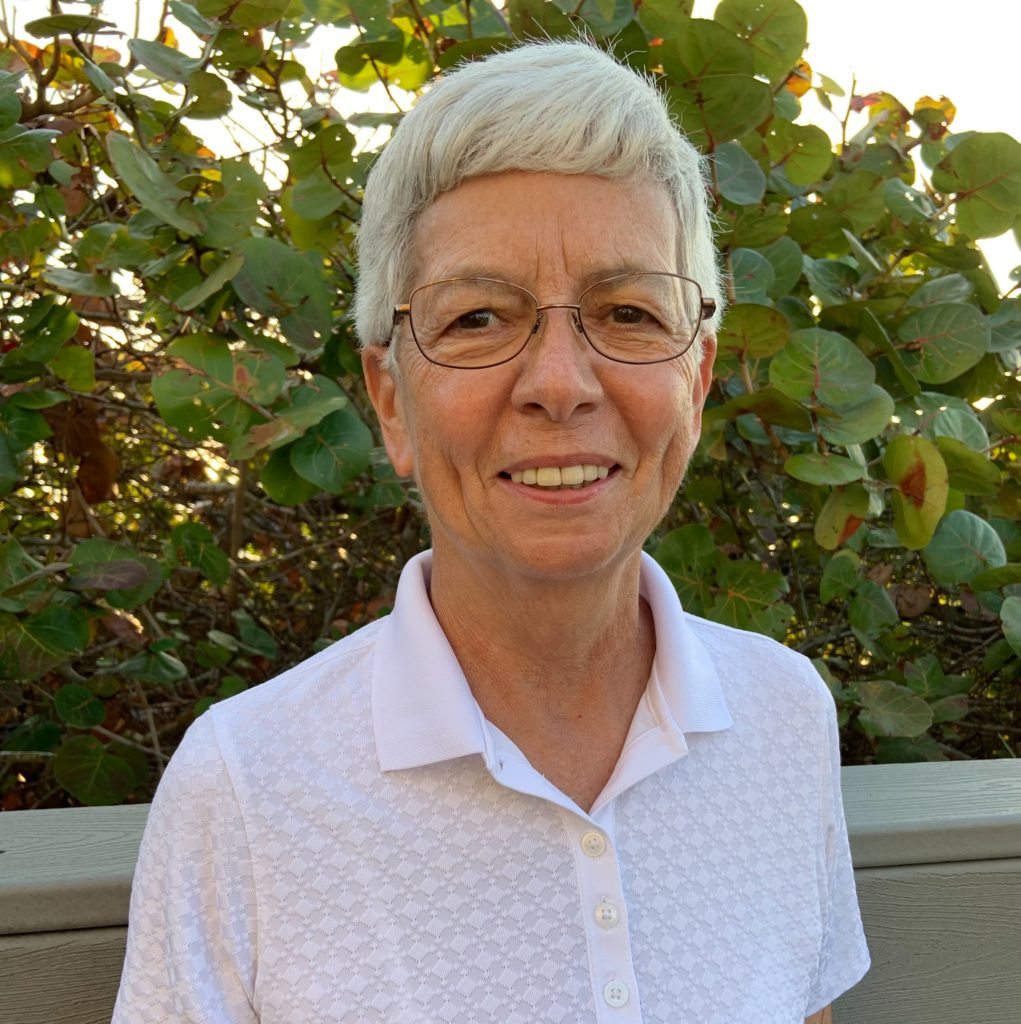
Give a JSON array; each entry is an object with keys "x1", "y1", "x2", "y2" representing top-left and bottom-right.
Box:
[{"x1": 428, "y1": 544, "x2": 655, "y2": 807}]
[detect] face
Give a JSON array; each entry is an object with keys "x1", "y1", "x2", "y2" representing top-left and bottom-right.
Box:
[{"x1": 362, "y1": 171, "x2": 716, "y2": 586}]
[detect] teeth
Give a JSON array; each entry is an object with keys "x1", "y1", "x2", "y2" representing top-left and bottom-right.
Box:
[{"x1": 507, "y1": 464, "x2": 613, "y2": 488}]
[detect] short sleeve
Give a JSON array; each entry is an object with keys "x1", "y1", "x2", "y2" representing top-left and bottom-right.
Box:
[
  {"x1": 805, "y1": 686, "x2": 871, "y2": 1015},
  {"x1": 113, "y1": 711, "x2": 259, "y2": 1024}
]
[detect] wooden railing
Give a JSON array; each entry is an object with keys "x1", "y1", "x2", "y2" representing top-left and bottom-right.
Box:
[{"x1": 1, "y1": 760, "x2": 1019, "y2": 1024}]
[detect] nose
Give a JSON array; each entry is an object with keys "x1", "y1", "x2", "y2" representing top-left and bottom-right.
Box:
[{"x1": 509, "y1": 305, "x2": 604, "y2": 422}]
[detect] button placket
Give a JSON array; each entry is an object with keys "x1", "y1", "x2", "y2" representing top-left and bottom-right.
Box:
[{"x1": 560, "y1": 805, "x2": 642, "y2": 1022}]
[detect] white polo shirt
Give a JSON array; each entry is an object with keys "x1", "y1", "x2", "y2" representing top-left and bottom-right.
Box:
[{"x1": 113, "y1": 551, "x2": 869, "y2": 1024}]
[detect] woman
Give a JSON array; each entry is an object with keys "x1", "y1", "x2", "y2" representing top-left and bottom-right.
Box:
[{"x1": 114, "y1": 41, "x2": 869, "y2": 1024}]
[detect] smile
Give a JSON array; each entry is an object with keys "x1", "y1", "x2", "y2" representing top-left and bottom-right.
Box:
[{"x1": 500, "y1": 464, "x2": 614, "y2": 490}]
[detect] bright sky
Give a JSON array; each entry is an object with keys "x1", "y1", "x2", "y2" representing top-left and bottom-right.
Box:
[{"x1": 7, "y1": 0, "x2": 1020, "y2": 284}]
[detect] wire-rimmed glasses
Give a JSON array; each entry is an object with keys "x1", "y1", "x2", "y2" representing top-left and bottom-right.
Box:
[{"x1": 390, "y1": 273, "x2": 716, "y2": 369}]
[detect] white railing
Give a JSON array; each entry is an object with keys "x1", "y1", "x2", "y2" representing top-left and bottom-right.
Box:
[{"x1": 1, "y1": 760, "x2": 1019, "y2": 1024}]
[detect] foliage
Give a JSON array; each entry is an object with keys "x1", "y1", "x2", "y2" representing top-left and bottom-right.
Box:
[{"x1": 1, "y1": 0, "x2": 1020, "y2": 807}]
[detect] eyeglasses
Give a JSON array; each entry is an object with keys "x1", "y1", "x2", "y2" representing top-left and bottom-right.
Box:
[{"x1": 390, "y1": 273, "x2": 716, "y2": 369}]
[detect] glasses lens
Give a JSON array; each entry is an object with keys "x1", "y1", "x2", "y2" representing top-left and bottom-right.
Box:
[
  {"x1": 409, "y1": 279, "x2": 535, "y2": 368},
  {"x1": 579, "y1": 274, "x2": 700, "y2": 363}
]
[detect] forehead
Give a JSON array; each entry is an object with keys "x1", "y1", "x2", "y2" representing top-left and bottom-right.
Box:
[{"x1": 410, "y1": 171, "x2": 679, "y2": 290}]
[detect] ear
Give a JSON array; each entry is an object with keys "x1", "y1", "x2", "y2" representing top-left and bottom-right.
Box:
[
  {"x1": 361, "y1": 345, "x2": 415, "y2": 478},
  {"x1": 690, "y1": 332, "x2": 717, "y2": 435}
]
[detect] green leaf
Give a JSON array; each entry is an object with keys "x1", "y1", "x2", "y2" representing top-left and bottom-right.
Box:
[
  {"x1": 653, "y1": 523, "x2": 716, "y2": 612},
  {"x1": 785, "y1": 452, "x2": 865, "y2": 486},
  {"x1": 825, "y1": 172, "x2": 886, "y2": 233},
  {"x1": 54, "y1": 683, "x2": 106, "y2": 728},
  {"x1": 115, "y1": 647, "x2": 188, "y2": 684},
  {"x1": 714, "y1": 0, "x2": 807, "y2": 84},
  {"x1": 198, "y1": 160, "x2": 268, "y2": 249},
  {"x1": 185, "y1": 70, "x2": 231, "y2": 119},
  {"x1": 196, "y1": 0, "x2": 291, "y2": 28},
  {"x1": 42, "y1": 267, "x2": 117, "y2": 298},
  {"x1": 882, "y1": 434, "x2": 948, "y2": 550},
  {"x1": 70, "y1": 539, "x2": 164, "y2": 609},
  {"x1": 803, "y1": 257, "x2": 858, "y2": 305},
  {"x1": 849, "y1": 579, "x2": 899, "y2": 635},
  {"x1": 715, "y1": 141, "x2": 765, "y2": 205},
  {"x1": 261, "y1": 446, "x2": 322, "y2": 504},
  {"x1": 819, "y1": 385, "x2": 894, "y2": 446},
  {"x1": 708, "y1": 559, "x2": 791, "y2": 638},
  {"x1": 25, "y1": 15, "x2": 114, "y2": 36},
  {"x1": 884, "y1": 178, "x2": 936, "y2": 224},
  {"x1": 53, "y1": 735, "x2": 135, "y2": 806},
  {"x1": 729, "y1": 248, "x2": 774, "y2": 303},
  {"x1": 820, "y1": 549, "x2": 860, "y2": 604},
  {"x1": 170, "y1": 0, "x2": 221, "y2": 34},
  {"x1": 815, "y1": 484, "x2": 869, "y2": 550},
  {"x1": 2, "y1": 715, "x2": 61, "y2": 753},
  {"x1": 860, "y1": 309, "x2": 920, "y2": 397},
  {"x1": 757, "y1": 235, "x2": 803, "y2": 298},
  {"x1": 668, "y1": 75, "x2": 772, "y2": 147},
  {"x1": 905, "y1": 392, "x2": 988, "y2": 449},
  {"x1": 233, "y1": 238, "x2": 332, "y2": 351},
  {"x1": 717, "y1": 303, "x2": 789, "y2": 357},
  {"x1": 923, "y1": 509, "x2": 1006, "y2": 587},
  {"x1": 234, "y1": 375, "x2": 348, "y2": 456},
  {"x1": 703, "y1": 386, "x2": 812, "y2": 431},
  {"x1": 897, "y1": 302, "x2": 989, "y2": 384},
  {"x1": 175, "y1": 251, "x2": 245, "y2": 310},
  {"x1": 932, "y1": 132, "x2": 1021, "y2": 240},
  {"x1": 1001, "y1": 595, "x2": 1021, "y2": 657},
  {"x1": 106, "y1": 133, "x2": 207, "y2": 236},
  {"x1": 970, "y1": 563, "x2": 1021, "y2": 591},
  {"x1": 172, "y1": 522, "x2": 231, "y2": 585},
  {"x1": 904, "y1": 654, "x2": 971, "y2": 700},
  {"x1": 127, "y1": 39, "x2": 200, "y2": 83},
  {"x1": 905, "y1": 273, "x2": 973, "y2": 309},
  {"x1": 769, "y1": 328, "x2": 875, "y2": 407},
  {"x1": 51, "y1": 346, "x2": 97, "y2": 391},
  {"x1": 765, "y1": 121, "x2": 832, "y2": 185},
  {"x1": 289, "y1": 405, "x2": 372, "y2": 492},
  {"x1": 933, "y1": 435, "x2": 1000, "y2": 496},
  {"x1": 856, "y1": 680, "x2": 933, "y2": 738},
  {"x1": 0, "y1": 606, "x2": 89, "y2": 680},
  {"x1": 68, "y1": 558, "x2": 151, "y2": 592}
]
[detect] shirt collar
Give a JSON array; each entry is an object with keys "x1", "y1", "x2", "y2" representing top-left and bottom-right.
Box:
[{"x1": 372, "y1": 550, "x2": 732, "y2": 773}]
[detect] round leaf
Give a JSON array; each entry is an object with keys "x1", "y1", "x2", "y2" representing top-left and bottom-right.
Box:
[
  {"x1": 882, "y1": 434, "x2": 948, "y2": 550},
  {"x1": 718, "y1": 303, "x2": 789, "y2": 357},
  {"x1": 261, "y1": 447, "x2": 320, "y2": 505},
  {"x1": 898, "y1": 303, "x2": 990, "y2": 384},
  {"x1": 0, "y1": 606, "x2": 89, "y2": 680},
  {"x1": 715, "y1": 142, "x2": 766, "y2": 205},
  {"x1": 785, "y1": 452, "x2": 865, "y2": 485},
  {"x1": 932, "y1": 132, "x2": 1021, "y2": 240},
  {"x1": 729, "y1": 248, "x2": 775, "y2": 303},
  {"x1": 53, "y1": 735, "x2": 135, "y2": 806},
  {"x1": 758, "y1": 235, "x2": 803, "y2": 298},
  {"x1": 54, "y1": 683, "x2": 106, "y2": 728},
  {"x1": 289, "y1": 406, "x2": 373, "y2": 492},
  {"x1": 923, "y1": 509, "x2": 1006, "y2": 587},
  {"x1": 769, "y1": 328, "x2": 875, "y2": 406},
  {"x1": 1001, "y1": 595, "x2": 1021, "y2": 658},
  {"x1": 815, "y1": 484, "x2": 869, "y2": 550},
  {"x1": 819, "y1": 385, "x2": 894, "y2": 446},
  {"x1": 714, "y1": 0, "x2": 807, "y2": 84},
  {"x1": 856, "y1": 680, "x2": 933, "y2": 738},
  {"x1": 765, "y1": 122, "x2": 832, "y2": 185}
]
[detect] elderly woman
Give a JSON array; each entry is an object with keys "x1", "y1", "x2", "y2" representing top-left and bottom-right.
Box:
[{"x1": 114, "y1": 41, "x2": 868, "y2": 1024}]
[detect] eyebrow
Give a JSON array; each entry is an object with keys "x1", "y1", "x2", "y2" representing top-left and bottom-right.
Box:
[{"x1": 420, "y1": 264, "x2": 678, "y2": 291}]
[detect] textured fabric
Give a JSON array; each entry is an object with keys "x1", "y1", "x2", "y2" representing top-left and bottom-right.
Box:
[{"x1": 113, "y1": 551, "x2": 869, "y2": 1024}]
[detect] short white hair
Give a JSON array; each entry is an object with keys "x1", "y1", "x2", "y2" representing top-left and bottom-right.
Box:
[{"x1": 354, "y1": 39, "x2": 722, "y2": 360}]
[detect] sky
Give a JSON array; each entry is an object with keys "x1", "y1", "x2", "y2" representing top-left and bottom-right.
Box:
[{"x1": 6, "y1": 0, "x2": 1020, "y2": 284}]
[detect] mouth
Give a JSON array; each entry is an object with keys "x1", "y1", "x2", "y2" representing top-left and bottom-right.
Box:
[{"x1": 498, "y1": 463, "x2": 617, "y2": 491}]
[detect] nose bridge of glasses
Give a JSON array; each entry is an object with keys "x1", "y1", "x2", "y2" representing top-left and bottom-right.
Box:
[{"x1": 531, "y1": 301, "x2": 585, "y2": 339}]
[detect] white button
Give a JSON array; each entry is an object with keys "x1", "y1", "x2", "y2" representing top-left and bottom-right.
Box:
[
  {"x1": 594, "y1": 900, "x2": 620, "y2": 929},
  {"x1": 603, "y1": 980, "x2": 629, "y2": 1008},
  {"x1": 581, "y1": 831, "x2": 606, "y2": 857}
]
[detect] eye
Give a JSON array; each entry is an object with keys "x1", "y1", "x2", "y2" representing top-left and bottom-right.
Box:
[
  {"x1": 454, "y1": 309, "x2": 495, "y2": 330},
  {"x1": 611, "y1": 305, "x2": 654, "y2": 325}
]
